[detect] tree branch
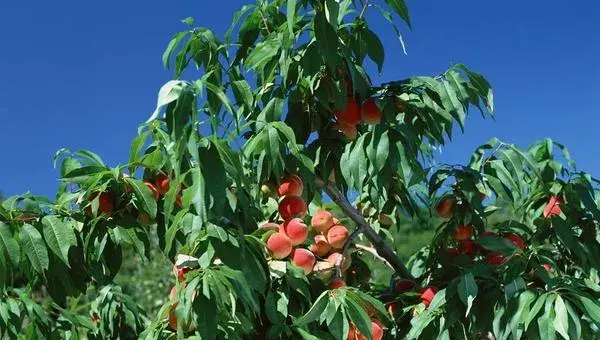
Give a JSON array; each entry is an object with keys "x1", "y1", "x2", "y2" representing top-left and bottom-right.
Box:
[
  {"x1": 359, "y1": 0, "x2": 371, "y2": 19},
  {"x1": 315, "y1": 178, "x2": 414, "y2": 280}
]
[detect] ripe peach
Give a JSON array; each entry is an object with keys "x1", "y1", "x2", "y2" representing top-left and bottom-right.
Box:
[
  {"x1": 313, "y1": 260, "x2": 335, "y2": 281},
  {"x1": 278, "y1": 196, "x2": 307, "y2": 220},
  {"x1": 311, "y1": 209, "x2": 335, "y2": 233},
  {"x1": 327, "y1": 225, "x2": 349, "y2": 249},
  {"x1": 395, "y1": 279, "x2": 416, "y2": 293},
  {"x1": 145, "y1": 182, "x2": 160, "y2": 200},
  {"x1": 436, "y1": 198, "x2": 455, "y2": 218},
  {"x1": 291, "y1": 248, "x2": 316, "y2": 274},
  {"x1": 333, "y1": 217, "x2": 341, "y2": 225},
  {"x1": 347, "y1": 320, "x2": 384, "y2": 340},
  {"x1": 313, "y1": 235, "x2": 332, "y2": 257},
  {"x1": 282, "y1": 218, "x2": 308, "y2": 246},
  {"x1": 335, "y1": 97, "x2": 361, "y2": 125},
  {"x1": 267, "y1": 233, "x2": 293, "y2": 259},
  {"x1": 172, "y1": 265, "x2": 192, "y2": 283},
  {"x1": 543, "y1": 195, "x2": 563, "y2": 218},
  {"x1": 86, "y1": 191, "x2": 114, "y2": 216},
  {"x1": 336, "y1": 121, "x2": 358, "y2": 140},
  {"x1": 486, "y1": 252, "x2": 506, "y2": 266},
  {"x1": 277, "y1": 174, "x2": 304, "y2": 197},
  {"x1": 504, "y1": 233, "x2": 525, "y2": 250},
  {"x1": 542, "y1": 263, "x2": 552, "y2": 272},
  {"x1": 420, "y1": 286, "x2": 438, "y2": 307},
  {"x1": 361, "y1": 97, "x2": 383, "y2": 124},
  {"x1": 155, "y1": 173, "x2": 171, "y2": 195},
  {"x1": 387, "y1": 302, "x2": 400, "y2": 316},
  {"x1": 328, "y1": 278, "x2": 347, "y2": 289},
  {"x1": 452, "y1": 224, "x2": 473, "y2": 242},
  {"x1": 259, "y1": 222, "x2": 281, "y2": 231},
  {"x1": 458, "y1": 240, "x2": 476, "y2": 257},
  {"x1": 326, "y1": 252, "x2": 351, "y2": 272}
]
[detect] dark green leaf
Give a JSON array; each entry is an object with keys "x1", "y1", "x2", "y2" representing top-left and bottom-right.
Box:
[
  {"x1": 125, "y1": 177, "x2": 158, "y2": 219},
  {"x1": 0, "y1": 222, "x2": 20, "y2": 266},
  {"x1": 314, "y1": 9, "x2": 339, "y2": 70},
  {"x1": 41, "y1": 216, "x2": 76, "y2": 266},
  {"x1": 457, "y1": 273, "x2": 478, "y2": 315},
  {"x1": 20, "y1": 223, "x2": 49, "y2": 274}
]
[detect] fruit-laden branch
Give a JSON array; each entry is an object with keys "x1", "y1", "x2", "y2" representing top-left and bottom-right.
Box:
[{"x1": 315, "y1": 178, "x2": 415, "y2": 280}]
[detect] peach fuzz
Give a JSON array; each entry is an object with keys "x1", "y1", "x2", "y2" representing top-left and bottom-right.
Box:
[
  {"x1": 327, "y1": 225, "x2": 349, "y2": 249},
  {"x1": 436, "y1": 197, "x2": 455, "y2": 218},
  {"x1": 291, "y1": 248, "x2": 316, "y2": 274},
  {"x1": 328, "y1": 278, "x2": 346, "y2": 289},
  {"x1": 311, "y1": 209, "x2": 335, "y2": 233},
  {"x1": 278, "y1": 196, "x2": 307, "y2": 220},
  {"x1": 277, "y1": 174, "x2": 304, "y2": 197},
  {"x1": 361, "y1": 97, "x2": 383, "y2": 124},
  {"x1": 155, "y1": 173, "x2": 171, "y2": 195},
  {"x1": 266, "y1": 233, "x2": 293, "y2": 259},
  {"x1": 335, "y1": 97, "x2": 361, "y2": 125},
  {"x1": 312, "y1": 234, "x2": 332, "y2": 257},
  {"x1": 282, "y1": 218, "x2": 308, "y2": 246}
]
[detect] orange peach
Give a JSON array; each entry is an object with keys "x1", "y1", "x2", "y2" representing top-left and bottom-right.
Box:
[
  {"x1": 436, "y1": 197, "x2": 455, "y2": 218},
  {"x1": 155, "y1": 173, "x2": 170, "y2": 195},
  {"x1": 86, "y1": 191, "x2": 114, "y2": 216},
  {"x1": 452, "y1": 224, "x2": 473, "y2": 242},
  {"x1": 145, "y1": 182, "x2": 160, "y2": 200},
  {"x1": 277, "y1": 174, "x2": 304, "y2": 197},
  {"x1": 326, "y1": 252, "x2": 351, "y2": 272},
  {"x1": 361, "y1": 97, "x2": 383, "y2": 124},
  {"x1": 312, "y1": 235, "x2": 332, "y2": 257},
  {"x1": 336, "y1": 97, "x2": 361, "y2": 125},
  {"x1": 327, "y1": 225, "x2": 349, "y2": 249},
  {"x1": 291, "y1": 248, "x2": 316, "y2": 274},
  {"x1": 420, "y1": 286, "x2": 437, "y2": 307},
  {"x1": 267, "y1": 233, "x2": 293, "y2": 259},
  {"x1": 311, "y1": 209, "x2": 335, "y2": 233},
  {"x1": 278, "y1": 196, "x2": 307, "y2": 220},
  {"x1": 328, "y1": 278, "x2": 347, "y2": 289},
  {"x1": 282, "y1": 218, "x2": 308, "y2": 245}
]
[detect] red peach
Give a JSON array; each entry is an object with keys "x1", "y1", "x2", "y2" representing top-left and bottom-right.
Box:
[
  {"x1": 458, "y1": 240, "x2": 477, "y2": 257},
  {"x1": 145, "y1": 182, "x2": 160, "y2": 200},
  {"x1": 327, "y1": 225, "x2": 349, "y2": 249},
  {"x1": 445, "y1": 247, "x2": 460, "y2": 260},
  {"x1": 291, "y1": 248, "x2": 316, "y2": 274},
  {"x1": 543, "y1": 195, "x2": 563, "y2": 218},
  {"x1": 387, "y1": 302, "x2": 400, "y2": 316},
  {"x1": 452, "y1": 224, "x2": 474, "y2": 242},
  {"x1": 361, "y1": 97, "x2": 383, "y2": 124},
  {"x1": 277, "y1": 174, "x2": 304, "y2": 197},
  {"x1": 504, "y1": 233, "x2": 526, "y2": 250},
  {"x1": 346, "y1": 320, "x2": 384, "y2": 340},
  {"x1": 313, "y1": 235, "x2": 332, "y2": 257},
  {"x1": 172, "y1": 265, "x2": 192, "y2": 283},
  {"x1": 267, "y1": 233, "x2": 293, "y2": 259},
  {"x1": 420, "y1": 286, "x2": 438, "y2": 307},
  {"x1": 311, "y1": 209, "x2": 335, "y2": 233},
  {"x1": 336, "y1": 121, "x2": 358, "y2": 140},
  {"x1": 259, "y1": 222, "x2": 281, "y2": 231},
  {"x1": 155, "y1": 173, "x2": 171, "y2": 195},
  {"x1": 486, "y1": 252, "x2": 506, "y2": 266},
  {"x1": 282, "y1": 218, "x2": 309, "y2": 246},
  {"x1": 436, "y1": 198, "x2": 455, "y2": 218},
  {"x1": 542, "y1": 263, "x2": 552, "y2": 272},
  {"x1": 278, "y1": 196, "x2": 307, "y2": 220},
  {"x1": 336, "y1": 97, "x2": 361, "y2": 125},
  {"x1": 328, "y1": 278, "x2": 347, "y2": 289},
  {"x1": 86, "y1": 191, "x2": 114, "y2": 216}
]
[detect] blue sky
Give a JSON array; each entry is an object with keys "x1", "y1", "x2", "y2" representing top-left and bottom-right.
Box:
[{"x1": 0, "y1": 1, "x2": 598, "y2": 199}]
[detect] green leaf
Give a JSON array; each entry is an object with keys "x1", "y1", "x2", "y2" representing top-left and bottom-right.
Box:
[
  {"x1": 163, "y1": 31, "x2": 189, "y2": 69},
  {"x1": 504, "y1": 277, "x2": 527, "y2": 300},
  {"x1": 125, "y1": 177, "x2": 158, "y2": 219},
  {"x1": 314, "y1": 9, "x2": 339, "y2": 70},
  {"x1": 41, "y1": 216, "x2": 76, "y2": 267},
  {"x1": 295, "y1": 291, "x2": 330, "y2": 326},
  {"x1": 345, "y1": 298, "x2": 373, "y2": 340},
  {"x1": 20, "y1": 223, "x2": 49, "y2": 274},
  {"x1": 525, "y1": 293, "x2": 547, "y2": 330},
  {"x1": 287, "y1": 0, "x2": 296, "y2": 35},
  {"x1": 538, "y1": 295, "x2": 557, "y2": 340},
  {"x1": 147, "y1": 80, "x2": 186, "y2": 122},
  {"x1": 245, "y1": 37, "x2": 281, "y2": 71},
  {"x1": 384, "y1": 0, "x2": 411, "y2": 28},
  {"x1": 363, "y1": 28, "x2": 385, "y2": 73},
  {"x1": 0, "y1": 222, "x2": 20, "y2": 266},
  {"x1": 554, "y1": 295, "x2": 569, "y2": 340},
  {"x1": 578, "y1": 295, "x2": 600, "y2": 325},
  {"x1": 457, "y1": 273, "x2": 478, "y2": 316},
  {"x1": 129, "y1": 132, "x2": 148, "y2": 165},
  {"x1": 256, "y1": 97, "x2": 284, "y2": 131},
  {"x1": 478, "y1": 235, "x2": 518, "y2": 255}
]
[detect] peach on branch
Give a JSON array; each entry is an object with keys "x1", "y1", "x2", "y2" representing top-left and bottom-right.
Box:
[
  {"x1": 504, "y1": 233, "x2": 525, "y2": 250},
  {"x1": 327, "y1": 225, "x2": 349, "y2": 249},
  {"x1": 436, "y1": 197, "x2": 455, "y2": 218},
  {"x1": 266, "y1": 233, "x2": 293, "y2": 259},
  {"x1": 278, "y1": 196, "x2": 307, "y2": 220},
  {"x1": 86, "y1": 191, "x2": 114, "y2": 216},
  {"x1": 452, "y1": 224, "x2": 473, "y2": 242},
  {"x1": 335, "y1": 97, "x2": 361, "y2": 125},
  {"x1": 486, "y1": 252, "x2": 506, "y2": 266},
  {"x1": 326, "y1": 252, "x2": 351, "y2": 272},
  {"x1": 335, "y1": 121, "x2": 358, "y2": 140},
  {"x1": 419, "y1": 286, "x2": 438, "y2": 307},
  {"x1": 282, "y1": 218, "x2": 308, "y2": 246},
  {"x1": 155, "y1": 173, "x2": 170, "y2": 195},
  {"x1": 277, "y1": 174, "x2": 304, "y2": 197},
  {"x1": 291, "y1": 248, "x2": 316, "y2": 274},
  {"x1": 458, "y1": 240, "x2": 477, "y2": 257},
  {"x1": 543, "y1": 195, "x2": 563, "y2": 218},
  {"x1": 361, "y1": 97, "x2": 383, "y2": 124},
  {"x1": 145, "y1": 182, "x2": 160, "y2": 200},
  {"x1": 347, "y1": 320, "x2": 384, "y2": 340},
  {"x1": 328, "y1": 278, "x2": 347, "y2": 289},
  {"x1": 311, "y1": 209, "x2": 335, "y2": 233},
  {"x1": 312, "y1": 234, "x2": 332, "y2": 257}
]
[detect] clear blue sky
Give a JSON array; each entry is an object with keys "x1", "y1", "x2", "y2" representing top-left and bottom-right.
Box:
[{"x1": 0, "y1": 1, "x2": 598, "y2": 199}]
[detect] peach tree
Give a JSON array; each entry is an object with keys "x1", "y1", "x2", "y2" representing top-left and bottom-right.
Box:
[{"x1": 1, "y1": 0, "x2": 600, "y2": 339}]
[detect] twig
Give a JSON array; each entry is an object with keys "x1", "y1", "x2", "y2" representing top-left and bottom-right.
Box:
[
  {"x1": 355, "y1": 244, "x2": 394, "y2": 270},
  {"x1": 259, "y1": 9, "x2": 271, "y2": 34},
  {"x1": 315, "y1": 177, "x2": 414, "y2": 280},
  {"x1": 359, "y1": 0, "x2": 371, "y2": 19}
]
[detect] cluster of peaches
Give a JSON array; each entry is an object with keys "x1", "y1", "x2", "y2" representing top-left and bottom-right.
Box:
[
  {"x1": 84, "y1": 172, "x2": 183, "y2": 225},
  {"x1": 262, "y1": 175, "x2": 352, "y2": 283}
]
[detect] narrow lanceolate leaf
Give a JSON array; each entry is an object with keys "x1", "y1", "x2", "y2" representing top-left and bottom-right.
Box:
[
  {"x1": 147, "y1": 80, "x2": 186, "y2": 122},
  {"x1": 384, "y1": 0, "x2": 411, "y2": 28},
  {"x1": 42, "y1": 216, "x2": 76, "y2": 267},
  {"x1": 20, "y1": 224, "x2": 49, "y2": 274},
  {"x1": 578, "y1": 295, "x2": 600, "y2": 325},
  {"x1": 314, "y1": 9, "x2": 339, "y2": 70},
  {"x1": 457, "y1": 273, "x2": 478, "y2": 316},
  {"x1": 125, "y1": 177, "x2": 158, "y2": 219},
  {"x1": 295, "y1": 291, "x2": 330, "y2": 326},
  {"x1": 287, "y1": 0, "x2": 296, "y2": 35},
  {"x1": 0, "y1": 222, "x2": 20, "y2": 266},
  {"x1": 554, "y1": 295, "x2": 569, "y2": 340}
]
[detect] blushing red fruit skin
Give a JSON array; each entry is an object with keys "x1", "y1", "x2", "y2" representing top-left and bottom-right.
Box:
[
  {"x1": 452, "y1": 224, "x2": 474, "y2": 242},
  {"x1": 504, "y1": 233, "x2": 526, "y2": 250},
  {"x1": 277, "y1": 174, "x2": 304, "y2": 197},
  {"x1": 420, "y1": 286, "x2": 438, "y2": 307},
  {"x1": 313, "y1": 235, "x2": 332, "y2": 257},
  {"x1": 328, "y1": 278, "x2": 347, "y2": 289},
  {"x1": 278, "y1": 196, "x2": 307, "y2": 220},
  {"x1": 347, "y1": 321, "x2": 384, "y2": 340},
  {"x1": 145, "y1": 182, "x2": 160, "y2": 201},
  {"x1": 172, "y1": 265, "x2": 192, "y2": 283},
  {"x1": 436, "y1": 198, "x2": 455, "y2": 218},
  {"x1": 542, "y1": 263, "x2": 552, "y2": 272},
  {"x1": 458, "y1": 240, "x2": 477, "y2": 257},
  {"x1": 395, "y1": 280, "x2": 416, "y2": 293},
  {"x1": 387, "y1": 302, "x2": 400, "y2": 316},
  {"x1": 543, "y1": 195, "x2": 563, "y2": 218},
  {"x1": 486, "y1": 252, "x2": 506, "y2": 266},
  {"x1": 335, "y1": 97, "x2": 361, "y2": 125},
  {"x1": 267, "y1": 233, "x2": 293, "y2": 259},
  {"x1": 87, "y1": 191, "x2": 114, "y2": 216},
  {"x1": 282, "y1": 218, "x2": 309, "y2": 246},
  {"x1": 259, "y1": 222, "x2": 281, "y2": 231},
  {"x1": 311, "y1": 209, "x2": 335, "y2": 233},
  {"x1": 326, "y1": 252, "x2": 351, "y2": 272},
  {"x1": 327, "y1": 225, "x2": 349, "y2": 249},
  {"x1": 155, "y1": 173, "x2": 171, "y2": 195},
  {"x1": 291, "y1": 248, "x2": 316, "y2": 274},
  {"x1": 361, "y1": 97, "x2": 383, "y2": 124},
  {"x1": 336, "y1": 121, "x2": 358, "y2": 140}
]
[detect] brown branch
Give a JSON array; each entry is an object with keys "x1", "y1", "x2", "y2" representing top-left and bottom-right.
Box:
[{"x1": 315, "y1": 178, "x2": 414, "y2": 280}]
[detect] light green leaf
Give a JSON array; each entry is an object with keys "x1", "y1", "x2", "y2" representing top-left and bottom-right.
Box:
[
  {"x1": 147, "y1": 80, "x2": 186, "y2": 122},
  {"x1": 125, "y1": 177, "x2": 158, "y2": 219},
  {"x1": 0, "y1": 222, "x2": 19, "y2": 266},
  {"x1": 20, "y1": 224, "x2": 49, "y2": 274},
  {"x1": 554, "y1": 295, "x2": 569, "y2": 340},
  {"x1": 41, "y1": 216, "x2": 76, "y2": 266},
  {"x1": 295, "y1": 291, "x2": 330, "y2": 326},
  {"x1": 287, "y1": 0, "x2": 296, "y2": 35}
]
